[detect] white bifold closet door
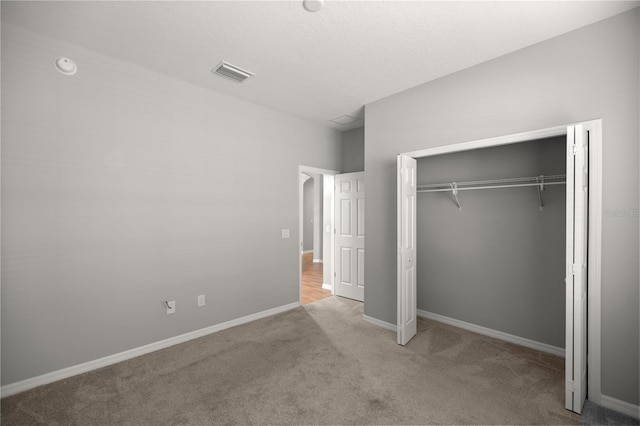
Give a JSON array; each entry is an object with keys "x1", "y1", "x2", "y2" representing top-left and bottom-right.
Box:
[
  {"x1": 334, "y1": 172, "x2": 365, "y2": 302},
  {"x1": 397, "y1": 155, "x2": 417, "y2": 345},
  {"x1": 565, "y1": 124, "x2": 588, "y2": 414}
]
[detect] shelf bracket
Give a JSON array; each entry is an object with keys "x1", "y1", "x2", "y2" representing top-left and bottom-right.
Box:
[
  {"x1": 451, "y1": 182, "x2": 462, "y2": 211},
  {"x1": 537, "y1": 175, "x2": 544, "y2": 211}
]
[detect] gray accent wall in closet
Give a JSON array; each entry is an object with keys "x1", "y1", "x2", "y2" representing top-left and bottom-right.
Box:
[{"x1": 416, "y1": 137, "x2": 566, "y2": 348}]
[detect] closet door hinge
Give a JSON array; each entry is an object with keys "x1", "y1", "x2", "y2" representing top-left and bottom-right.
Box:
[
  {"x1": 570, "y1": 263, "x2": 577, "y2": 275},
  {"x1": 567, "y1": 380, "x2": 576, "y2": 392},
  {"x1": 569, "y1": 144, "x2": 577, "y2": 156}
]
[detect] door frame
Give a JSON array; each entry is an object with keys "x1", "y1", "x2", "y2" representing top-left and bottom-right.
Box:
[
  {"x1": 298, "y1": 166, "x2": 339, "y2": 304},
  {"x1": 397, "y1": 120, "x2": 603, "y2": 412}
]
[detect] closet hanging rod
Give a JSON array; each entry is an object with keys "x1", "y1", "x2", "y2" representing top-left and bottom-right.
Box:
[
  {"x1": 418, "y1": 181, "x2": 566, "y2": 193},
  {"x1": 417, "y1": 174, "x2": 565, "y2": 193}
]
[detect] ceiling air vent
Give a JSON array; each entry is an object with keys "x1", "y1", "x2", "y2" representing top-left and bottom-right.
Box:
[
  {"x1": 212, "y1": 61, "x2": 255, "y2": 83},
  {"x1": 329, "y1": 115, "x2": 362, "y2": 126}
]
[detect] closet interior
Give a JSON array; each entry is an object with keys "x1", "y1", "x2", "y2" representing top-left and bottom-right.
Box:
[{"x1": 416, "y1": 136, "x2": 567, "y2": 350}]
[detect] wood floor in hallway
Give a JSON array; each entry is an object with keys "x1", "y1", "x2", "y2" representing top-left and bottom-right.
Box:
[{"x1": 302, "y1": 252, "x2": 331, "y2": 305}]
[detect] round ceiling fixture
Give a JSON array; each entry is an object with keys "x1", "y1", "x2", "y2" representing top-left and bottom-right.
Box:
[
  {"x1": 303, "y1": 0, "x2": 323, "y2": 12},
  {"x1": 54, "y1": 57, "x2": 77, "y2": 76}
]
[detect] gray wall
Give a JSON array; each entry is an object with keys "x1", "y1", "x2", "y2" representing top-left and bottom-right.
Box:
[
  {"x1": 341, "y1": 127, "x2": 365, "y2": 173},
  {"x1": 301, "y1": 172, "x2": 323, "y2": 258},
  {"x1": 1, "y1": 23, "x2": 341, "y2": 385},
  {"x1": 302, "y1": 175, "x2": 314, "y2": 252},
  {"x1": 417, "y1": 137, "x2": 566, "y2": 348},
  {"x1": 365, "y1": 9, "x2": 639, "y2": 405}
]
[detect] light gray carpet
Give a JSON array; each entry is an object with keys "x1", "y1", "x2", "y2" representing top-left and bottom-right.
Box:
[
  {"x1": 2, "y1": 296, "x2": 579, "y2": 425},
  {"x1": 581, "y1": 400, "x2": 639, "y2": 425}
]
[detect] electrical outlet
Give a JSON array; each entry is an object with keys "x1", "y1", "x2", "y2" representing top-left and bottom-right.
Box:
[
  {"x1": 281, "y1": 228, "x2": 290, "y2": 239},
  {"x1": 197, "y1": 295, "x2": 205, "y2": 307},
  {"x1": 166, "y1": 300, "x2": 176, "y2": 315}
]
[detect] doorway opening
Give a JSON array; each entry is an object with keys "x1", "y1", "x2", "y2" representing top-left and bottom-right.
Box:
[{"x1": 299, "y1": 167, "x2": 337, "y2": 305}]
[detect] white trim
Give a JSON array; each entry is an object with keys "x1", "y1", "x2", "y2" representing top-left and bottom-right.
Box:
[
  {"x1": 1, "y1": 302, "x2": 300, "y2": 398},
  {"x1": 402, "y1": 124, "x2": 567, "y2": 158},
  {"x1": 417, "y1": 310, "x2": 565, "y2": 358},
  {"x1": 363, "y1": 314, "x2": 397, "y2": 332},
  {"x1": 302, "y1": 250, "x2": 313, "y2": 254},
  {"x1": 322, "y1": 283, "x2": 333, "y2": 291},
  {"x1": 299, "y1": 165, "x2": 339, "y2": 176},
  {"x1": 323, "y1": 174, "x2": 336, "y2": 296},
  {"x1": 598, "y1": 394, "x2": 640, "y2": 420},
  {"x1": 586, "y1": 119, "x2": 603, "y2": 405},
  {"x1": 312, "y1": 259, "x2": 322, "y2": 263}
]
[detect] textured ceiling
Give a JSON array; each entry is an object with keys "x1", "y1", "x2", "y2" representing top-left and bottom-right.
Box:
[{"x1": 3, "y1": 1, "x2": 638, "y2": 131}]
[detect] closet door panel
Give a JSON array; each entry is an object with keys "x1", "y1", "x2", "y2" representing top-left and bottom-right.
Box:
[
  {"x1": 397, "y1": 154, "x2": 417, "y2": 345},
  {"x1": 565, "y1": 123, "x2": 588, "y2": 414}
]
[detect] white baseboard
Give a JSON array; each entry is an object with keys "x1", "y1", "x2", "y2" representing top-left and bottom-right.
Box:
[
  {"x1": 363, "y1": 314, "x2": 397, "y2": 332},
  {"x1": 322, "y1": 283, "x2": 333, "y2": 291},
  {"x1": 1, "y1": 301, "x2": 300, "y2": 398},
  {"x1": 417, "y1": 309, "x2": 565, "y2": 358},
  {"x1": 597, "y1": 394, "x2": 640, "y2": 419}
]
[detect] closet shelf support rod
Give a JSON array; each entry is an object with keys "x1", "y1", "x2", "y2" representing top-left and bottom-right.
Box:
[
  {"x1": 537, "y1": 175, "x2": 545, "y2": 211},
  {"x1": 451, "y1": 183, "x2": 461, "y2": 210},
  {"x1": 417, "y1": 174, "x2": 565, "y2": 192}
]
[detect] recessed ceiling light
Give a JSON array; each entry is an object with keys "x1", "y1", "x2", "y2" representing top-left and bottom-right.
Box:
[
  {"x1": 54, "y1": 57, "x2": 77, "y2": 75},
  {"x1": 303, "y1": 0, "x2": 323, "y2": 12}
]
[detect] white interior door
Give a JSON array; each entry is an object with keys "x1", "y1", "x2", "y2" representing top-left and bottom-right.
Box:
[
  {"x1": 334, "y1": 172, "x2": 365, "y2": 302},
  {"x1": 565, "y1": 124, "x2": 589, "y2": 413},
  {"x1": 397, "y1": 155, "x2": 417, "y2": 345}
]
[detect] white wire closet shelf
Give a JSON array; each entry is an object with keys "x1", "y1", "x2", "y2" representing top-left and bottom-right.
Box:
[{"x1": 417, "y1": 174, "x2": 566, "y2": 211}]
